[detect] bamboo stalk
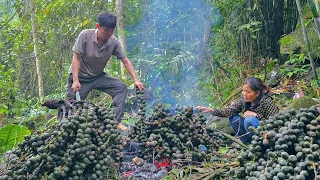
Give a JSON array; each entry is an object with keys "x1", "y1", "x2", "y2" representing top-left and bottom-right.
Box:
[
  {"x1": 308, "y1": 0, "x2": 320, "y2": 18},
  {"x1": 308, "y1": 0, "x2": 320, "y2": 39},
  {"x1": 315, "y1": 0, "x2": 320, "y2": 12},
  {"x1": 296, "y1": 0, "x2": 320, "y2": 88}
]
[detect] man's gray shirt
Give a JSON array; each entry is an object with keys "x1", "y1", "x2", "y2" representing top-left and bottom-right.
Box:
[{"x1": 70, "y1": 29, "x2": 126, "y2": 78}]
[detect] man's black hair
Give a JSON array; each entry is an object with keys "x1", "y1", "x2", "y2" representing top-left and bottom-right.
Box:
[{"x1": 97, "y1": 11, "x2": 117, "y2": 29}]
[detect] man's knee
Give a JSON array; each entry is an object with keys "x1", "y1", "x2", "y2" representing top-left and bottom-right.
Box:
[{"x1": 118, "y1": 82, "x2": 127, "y2": 93}]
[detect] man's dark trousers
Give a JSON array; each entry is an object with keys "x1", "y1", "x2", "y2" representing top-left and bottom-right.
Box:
[{"x1": 67, "y1": 73, "x2": 127, "y2": 122}]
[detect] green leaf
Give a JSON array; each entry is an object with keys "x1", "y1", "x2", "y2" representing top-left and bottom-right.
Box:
[
  {"x1": 0, "y1": 124, "x2": 31, "y2": 154},
  {"x1": 82, "y1": 19, "x2": 90, "y2": 27},
  {"x1": 0, "y1": 108, "x2": 8, "y2": 114},
  {"x1": 219, "y1": 146, "x2": 228, "y2": 154},
  {"x1": 184, "y1": 167, "x2": 190, "y2": 175},
  {"x1": 293, "y1": 68, "x2": 300, "y2": 73},
  {"x1": 0, "y1": 104, "x2": 8, "y2": 114},
  {"x1": 237, "y1": 23, "x2": 251, "y2": 31},
  {"x1": 302, "y1": 64, "x2": 310, "y2": 68},
  {"x1": 171, "y1": 169, "x2": 180, "y2": 178}
]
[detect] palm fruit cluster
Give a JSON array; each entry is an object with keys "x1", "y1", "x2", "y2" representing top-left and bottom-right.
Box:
[
  {"x1": 230, "y1": 105, "x2": 320, "y2": 180},
  {"x1": 128, "y1": 90, "x2": 232, "y2": 163},
  {"x1": 0, "y1": 102, "x2": 123, "y2": 180}
]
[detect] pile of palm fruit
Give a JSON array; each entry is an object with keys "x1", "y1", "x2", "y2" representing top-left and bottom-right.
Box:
[
  {"x1": 127, "y1": 90, "x2": 235, "y2": 164},
  {"x1": 0, "y1": 102, "x2": 124, "y2": 180},
  {"x1": 0, "y1": 89, "x2": 262, "y2": 180},
  {"x1": 230, "y1": 106, "x2": 320, "y2": 180},
  {"x1": 5, "y1": 88, "x2": 319, "y2": 180}
]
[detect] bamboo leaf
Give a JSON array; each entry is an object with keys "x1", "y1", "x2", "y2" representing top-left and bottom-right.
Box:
[
  {"x1": 0, "y1": 124, "x2": 31, "y2": 154},
  {"x1": 193, "y1": 167, "x2": 211, "y2": 173},
  {"x1": 302, "y1": 64, "x2": 311, "y2": 68},
  {"x1": 82, "y1": 19, "x2": 90, "y2": 27}
]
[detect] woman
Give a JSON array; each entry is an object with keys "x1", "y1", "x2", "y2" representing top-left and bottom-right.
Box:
[{"x1": 197, "y1": 77, "x2": 279, "y2": 144}]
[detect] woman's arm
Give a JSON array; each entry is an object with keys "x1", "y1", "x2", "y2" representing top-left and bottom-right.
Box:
[
  {"x1": 197, "y1": 100, "x2": 244, "y2": 117},
  {"x1": 196, "y1": 106, "x2": 214, "y2": 113},
  {"x1": 212, "y1": 99, "x2": 244, "y2": 117},
  {"x1": 256, "y1": 97, "x2": 279, "y2": 120}
]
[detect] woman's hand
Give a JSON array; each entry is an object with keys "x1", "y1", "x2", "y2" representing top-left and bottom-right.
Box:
[
  {"x1": 196, "y1": 106, "x2": 214, "y2": 113},
  {"x1": 243, "y1": 111, "x2": 257, "y2": 118}
]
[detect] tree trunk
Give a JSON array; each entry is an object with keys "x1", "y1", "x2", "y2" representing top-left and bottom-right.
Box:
[
  {"x1": 115, "y1": 0, "x2": 126, "y2": 79},
  {"x1": 30, "y1": 0, "x2": 44, "y2": 101},
  {"x1": 273, "y1": 0, "x2": 285, "y2": 58}
]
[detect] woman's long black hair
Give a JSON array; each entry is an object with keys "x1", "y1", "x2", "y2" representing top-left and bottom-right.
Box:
[
  {"x1": 244, "y1": 77, "x2": 270, "y2": 95},
  {"x1": 242, "y1": 77, "x2": 270, "y2": 110}
]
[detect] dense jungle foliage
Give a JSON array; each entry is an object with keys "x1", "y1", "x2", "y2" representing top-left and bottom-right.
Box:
[
  {"x1": 1, "y1": 0, "x2": 318, "y2": 121},
  {"x1": 1, "y1": 0, "x2": 320, "y2": 175}
]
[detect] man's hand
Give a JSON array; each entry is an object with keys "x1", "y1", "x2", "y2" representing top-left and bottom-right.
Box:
[
  {"x1": 72, "y1": 80, "x2": 81, "y2": 92},
  {"x1": 121, "y1": 57, "x2": 145, "y2": 91},
  {"x1": 196, "y1": 106, "x2": 214, "y2": 113},
  {"x1": 243, "y1": 111, "x2": 257, "y2": 118},
  {"x1": 134, "y1": 80, "x2": 144, "y2": 91}
]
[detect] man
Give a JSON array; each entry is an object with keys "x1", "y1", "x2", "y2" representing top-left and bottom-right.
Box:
[{"x1": 66, "y1": 11, "x2": 144, "y2": 129}]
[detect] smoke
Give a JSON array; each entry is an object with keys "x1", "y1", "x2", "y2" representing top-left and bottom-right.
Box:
[{"x1": 126, "y1": 0, "x2": 221, "y2": 108}]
